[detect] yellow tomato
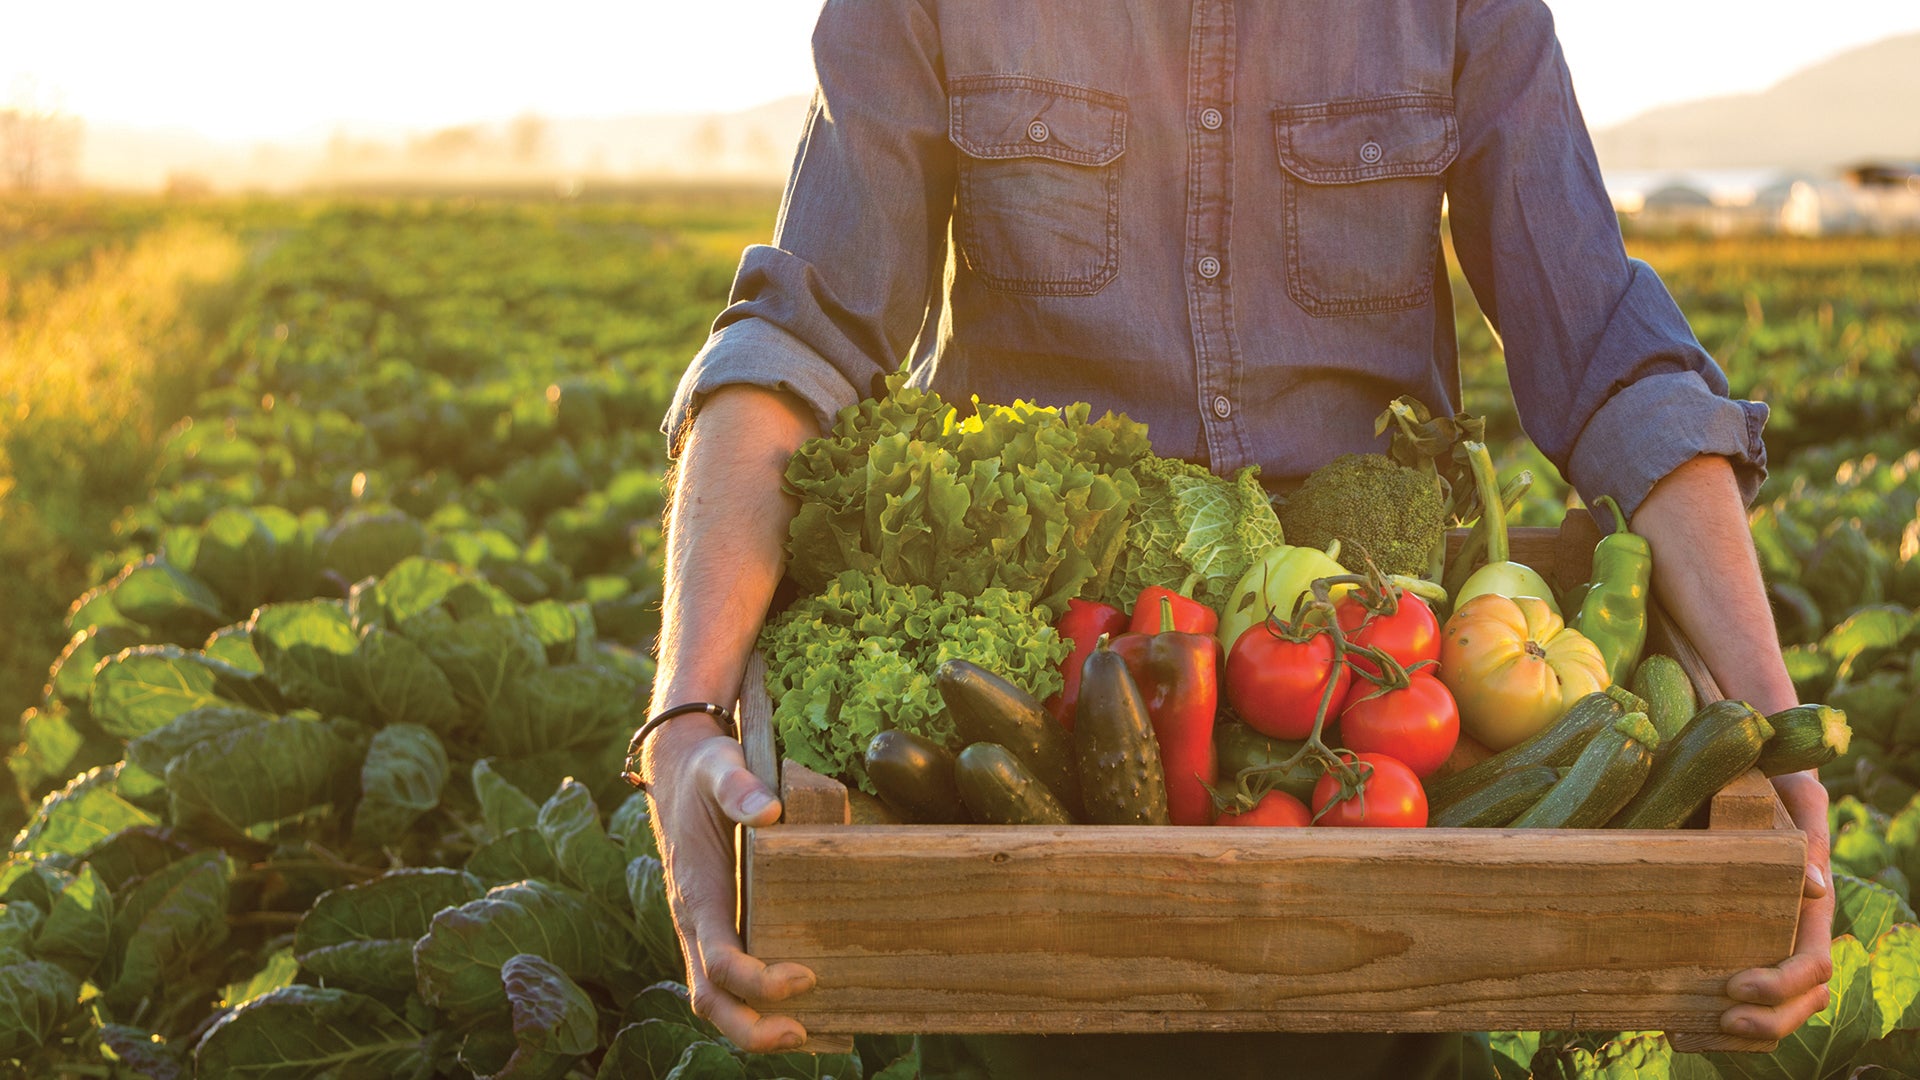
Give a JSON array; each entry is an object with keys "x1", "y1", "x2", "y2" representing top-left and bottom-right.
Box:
[{"x1": 1438, "y1": 594, "x2": 1611, "y2": 751}]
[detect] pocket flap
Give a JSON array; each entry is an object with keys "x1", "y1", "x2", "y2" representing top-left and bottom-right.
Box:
[
  {"x1": 1274, "y1": 94, "x2": 1457, "y2": 184},
  {"x1": 950, "y1": 75, "x2": 1127, "y2": 166}
]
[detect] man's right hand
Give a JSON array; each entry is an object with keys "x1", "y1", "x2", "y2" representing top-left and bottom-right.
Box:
[{"x1": 644, "y1": 717, "x2": 817, "y2": 1053}]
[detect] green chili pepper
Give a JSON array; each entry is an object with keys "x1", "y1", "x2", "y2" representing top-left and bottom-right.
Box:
[{"x1": 1574, "y1": 495, "x2": 1652, "y2": 686}]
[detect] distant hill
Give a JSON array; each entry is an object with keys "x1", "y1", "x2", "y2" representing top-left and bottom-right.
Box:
[{"x1": 1591, "y1": 32, "x2": 1920, "y2": 171}]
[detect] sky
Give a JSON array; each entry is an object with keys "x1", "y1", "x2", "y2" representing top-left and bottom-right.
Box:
[{"x1": 4, "y1": 0, "x2": 1918, "y2": 141}]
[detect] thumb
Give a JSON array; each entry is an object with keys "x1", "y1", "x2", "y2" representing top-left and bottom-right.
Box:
[{"x1": 710, "y1": 759, "x2": 783, "y2": 826}]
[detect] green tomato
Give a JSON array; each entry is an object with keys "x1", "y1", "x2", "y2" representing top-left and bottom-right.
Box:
[{"x1": 1215, "y1": 542, "x2": 1349, "y2": 654}]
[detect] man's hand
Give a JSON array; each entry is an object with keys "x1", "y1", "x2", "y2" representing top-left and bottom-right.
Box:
[
  {"x1": 646, "y1": 719, "x2": 817, "y2": 1052},
  {"x1": 1720, "y1": 770, "x2": 1835, "y2": 1039}
]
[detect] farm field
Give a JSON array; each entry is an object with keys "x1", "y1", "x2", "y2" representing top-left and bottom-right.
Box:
[{"x1": 1, "y1": 192, "x2": 1917, "y2": 1078}]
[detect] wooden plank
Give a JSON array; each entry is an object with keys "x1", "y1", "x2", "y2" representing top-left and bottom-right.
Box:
[
  {"x1": 1709, "y1": 769, "x2": 1788, "y2": 832},
  {"x1": 781, "y1": 760, "x2": 850, "y2": 826},
  {"x1": 738, "y1": 652, "x2": 780, "y2": 796},
  {"x1": 744, "y1": 825, "x2": 1804, "y2": 1033},
  {"x1": 1670, "y1": 1031, "x2": 1782, "y2": 1054}
]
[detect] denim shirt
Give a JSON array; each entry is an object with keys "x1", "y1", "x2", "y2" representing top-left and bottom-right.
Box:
[{"x1": 663, "y1": 0, "x2": 1768, "y2": 517}]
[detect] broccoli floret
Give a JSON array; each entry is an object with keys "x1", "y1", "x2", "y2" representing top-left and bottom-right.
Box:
[{"x1": 1275, "y1": 453, "x2": 1448, "y2": 578}]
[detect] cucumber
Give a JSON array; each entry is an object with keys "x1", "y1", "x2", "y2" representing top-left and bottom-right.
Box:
[
  {"x1": 1427, "y1": 684, "x2": 1647, "y2": 811},
  {"x1": 1609, "y1": 700, "x2": 1773, "y2": 829},
  {"x1": 954, "y1": 743, "x2": 1074, "y2": 825},
  {"x1": 1510, "y1": 712, "x2": 1660, "y2": 829},
  {"x1": 1429, "y1": 765, "x2": 1560, "y2": 828},
  {"x1": 1757, "y1": 704, "x2": 1852, "y2": 776},
  {"x1": 937, "y1": 659, "x2": 1081, "y2": 817},
  {"x1": 1631, "y1": 653, "x2": 1697, "y2": 744},
  {"x1": 863, "y1": 729, "x2": 967, "y2": 823},
  {"x1": 1214, "y1": 720, "x2": 1319, "y2": 803},
  {"x1": 1074, "y1": 645, "x2": 1171, "y2": 826}
]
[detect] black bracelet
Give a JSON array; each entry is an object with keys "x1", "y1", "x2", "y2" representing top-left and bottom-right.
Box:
[{"x1": 621, "y1": 702, "x2": 737, "y2": 791}]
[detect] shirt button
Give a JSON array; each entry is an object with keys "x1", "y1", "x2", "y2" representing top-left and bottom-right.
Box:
[
  {"x1": 1027, "y1": 120, "x2": 1050, "y2": 143},
  {"x1": 1359, "y1": 140, "x2": 1383, "y2": 164},
  {"x1": 1197, "y1": 255, "x2": 1221, "y2": 280},
  {"x1": 1212, "y1": 395, "x2": 1232, "y2": 419},
  {"x1": 1200, "y1": 107, "x2": 1224, "y2": 130}
]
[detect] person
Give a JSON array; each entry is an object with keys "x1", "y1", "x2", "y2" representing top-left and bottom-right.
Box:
[{"x1": 634, "y1": 1, "x2": 1835, "y2": 1076}]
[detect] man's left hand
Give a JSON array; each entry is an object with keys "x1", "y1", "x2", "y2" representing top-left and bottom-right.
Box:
[{"x1": 1719, "y1": 770, "x2": 1834, "y2": 1039}]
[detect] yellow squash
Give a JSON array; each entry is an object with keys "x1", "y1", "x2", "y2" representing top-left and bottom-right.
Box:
[{"x1": 1439, "y1": 594, "x2": 1611, "y2": 751}]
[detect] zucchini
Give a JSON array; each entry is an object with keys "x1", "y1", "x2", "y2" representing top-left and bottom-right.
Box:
[
  {"x1": 937, "y1": 659, "x2": 1081, "y2": 817},
  {"x1": 1074, "y1": 644, "x2": 1171, "y2": 826},
  {"x1": 864, "y1": 729, "x2": 967, "y2": 823},
  {"x1": 1609, "y1": 700, "x2": 1772, "y2": 829},
  {"x1": 1757, "y1": 704, "x2": 1852, "y2": 776},
  {"x1": 1510, "y1": 712, "x2": 1660, "y2": 829},
  {"x1": 1427, "y1": 684, "x2": 1647, "y2": 811},
  {"x1": 1429, "y1": 765, "x2": 1560, "y2": 828},
  {"x1": 954, "y1": 743, "x2": 1074, "y2": 825},
  {"x1": 1631, "y1": 653, "x2": 1697, "y2": 744}
]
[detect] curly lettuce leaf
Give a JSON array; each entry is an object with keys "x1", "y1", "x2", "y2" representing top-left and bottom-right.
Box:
[{"x1": 757, "y1": 572, "x2": 1067, "y2": 793}]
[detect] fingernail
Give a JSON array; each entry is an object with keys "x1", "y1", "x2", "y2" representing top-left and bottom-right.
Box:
[
  {"x1": 777, "y1": 1033, "x2": 803, "y2": 1051},
  {"x1": 1807, "y1": 864, "x2": 1826, "y2": 891},
  {"x1": 741, "y1": 790, "x2": 775, "y2": 817}
]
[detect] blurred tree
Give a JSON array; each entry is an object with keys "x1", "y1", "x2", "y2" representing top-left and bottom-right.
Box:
[
  {"x1": 509, "y1": 114, "x2": 548, "y2": 165},
  {"x1": 1, "y1": 80, "x2": 81, "y2": 190}
]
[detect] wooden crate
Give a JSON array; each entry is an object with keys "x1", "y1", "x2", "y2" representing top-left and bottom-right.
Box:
[{"x1": 736, "y1": 513, "x2": 1807, "y2": 1054}]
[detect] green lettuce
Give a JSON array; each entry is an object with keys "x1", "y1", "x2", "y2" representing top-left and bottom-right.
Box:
[
  {"x1": 784, "y1": 372, "x2": 1151, "y2": 616},
  {"x1": 758, "y1": 571, "x2": 1068, "y2": 793},
  {"x1": 1102, "y1": 456, "x2": 1286, "y2": 610}
]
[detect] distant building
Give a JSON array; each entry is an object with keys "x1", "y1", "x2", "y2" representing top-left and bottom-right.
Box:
[{"x1": 1617, "y1": 163, "x2": 1920, "y2": 236}]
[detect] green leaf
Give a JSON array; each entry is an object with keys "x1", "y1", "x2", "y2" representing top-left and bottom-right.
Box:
[
  {"x1": 0, "y1": 902, "x2": 45, "y2": 952},
  {"x1": 487, "y1": 663, "x2": 639, "y2": 757},
  {"x1": 33, "y1": 862, "x2": 113, "y2": 976},
  {"x1": 166, "y1": 715, "x2": 359, "y2": 839},
  {"x1": 250, "y1": 600, "x2": 369, "y2": 719},
  {"x1": 627, "y1": 856, "x2": 681, "y2": 982},
  {"x1": 90, "y1": 645, "x2": 237, "y2": 739},
  {"x1": 0, "y1": 957, "x2": 81, "y2": 1060},
  {"x1": 523, "y1": 600, "x2": 583, "y2": 663},
  {"x1": 104, "y1": 849, "x2": 231, "y2": 1009},
  {"x1": 474, "y1": 759, "x2": 543, "y2": 835},
  {"x1": 493, "y1": 952, "x2": 600, "y2": 1078},
  {"x1": 48, "y1": 624, "x2": 145, "y2": 711},
  {"x1": 1870, "y1": 922, "x2": 1920, "y2": 1039},
  {"x1": 668, "y1": 1042, "x2": 748, "y2": 1080},
  {"x1": 1707, "y1": 935, "x2": 1877, "y2": 1080},
  {"x1": 192, "y1": 506, "x2": 281, "y2": 614},
  {"x1": 295, "y1": 867, "x2": 484, "y2": 996},
  {"x1": 201, "y1": 626, "x2": 263, "y2": 673},
  {"x1": 1835, "y1": 874, "x2": 1918, "y2": 945},
  {"x1": 537, "y1": 779, "x2": 628, "y2": 907},
  {"x1": 321, "y1": 510, "x2": 428, "y2": 585},
  {"x1": 1821, "y1": 605, "x2": 1918, "y2": 680},
  {"x1": 1834, "y1": 797, "x2": 1898, "y2": 882},
  {"x1": 6, "y1": 705, "x2": 87, "y2": 797},
  {"x1": 98, "y1": 1024, "x2": 186, "y2": 1080},
  {"x1": 417, "y1": 612, "x2": 549, "y2": 718},
  {"x1": 1858, "y1": 1029, "x2": 1920, "y2": 1075},
  {"x1": 357, "y1": 627, "x2": 463, "y2": 733},
  {"x1": 352, "y1": 723, "x2": 450, "y2": 848},
  {"x1": 599, "y1": 1020, "x2": 705, "y2": 1080},
  {"x1": 1544, "y1": 1033, "x2": 1675, "y2": 1078},
  {"x1": 81, "y1": 827, "x2": 193, "y2": 895},
  {"x1": 608, "y1": 792, "x2": 660, "y2": 863},
  {"x1": 218, "y1": 945, "x2": 299, "y2": 1007},
  {"x1": 193, "y1": 985, "x2": 431, "y2": 1079},
  {"x1": 108, "y1": 557, "x2": 231, "y2": 639},
  {"x1": 465, "y1": 829, "x2": 561, "y2": 886},
  {"x1": 413, "y1": 879, "x2": 628, "y2": 1015},
  {"x1": 13, "y1": 766, "x2": 160, "y2": 858},
  {"x1": 125, "y1": 705, "x2": 274, "y2": 778}
]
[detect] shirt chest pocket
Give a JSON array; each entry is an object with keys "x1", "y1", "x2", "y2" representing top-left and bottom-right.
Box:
[
  {"x1": 1273, "y1": 94, "x2": 1458, "y2": 317},
  {"x1": 949, "y1": 75, "x2": 1127, "y2": 297}
]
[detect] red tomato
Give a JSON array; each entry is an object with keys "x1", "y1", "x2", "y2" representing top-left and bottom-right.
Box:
[
  {"x1": 1225, "y1": 623, "x2": 1351, "y2": 740},
  {"x1": 1334, "y1": 592, "x2": 1440, "y2": 679},
  {"x1": 1311, "y1": 752, "x2": 1428, "y2": 828},
  {"x1": 1215, "y1": 790, "x2": 1311, "y2": 827},
  {"x1": 1337, "y1": 671, "x2": 1460, "y2": 779}
]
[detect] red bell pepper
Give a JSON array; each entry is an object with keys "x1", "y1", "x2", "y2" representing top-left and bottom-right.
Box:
[
  {"x1": 1046, "y1": 598, "x2": 1131, "y2": 729},
  {"x1": 1129, "y1": 585, "x2": 1218, "y2": 636},
  {"x1": 1110, "y1": 596, "x2": 1220, "y2": 825}
]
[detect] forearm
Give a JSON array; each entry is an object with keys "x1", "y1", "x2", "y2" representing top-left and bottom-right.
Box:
[
  {"x1": 1629, "y1": 454, "x2": 1797, "y2": 714},
  {"x1": 642, "y1": 384, "x2": 821, "y2": 781}
]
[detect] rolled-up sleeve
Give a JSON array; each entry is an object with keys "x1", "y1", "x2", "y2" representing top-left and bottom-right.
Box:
[
  {"x1": 1446, "y1": 0, "x2": 1768, "y2": 516},
  {"x1": 660, "y1": 0, "x2": 956, "y2": 455}
]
